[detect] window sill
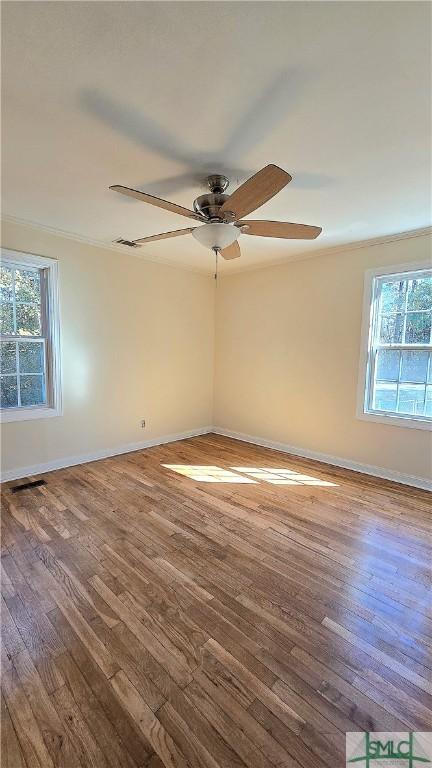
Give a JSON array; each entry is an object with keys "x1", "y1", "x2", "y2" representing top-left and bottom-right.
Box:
[
  {"x1": 0, "y1": 406, "x2": 62, "y2": 423},
  {"x1": 357, "y1": 410, "x2": 432, "y2": 431}
]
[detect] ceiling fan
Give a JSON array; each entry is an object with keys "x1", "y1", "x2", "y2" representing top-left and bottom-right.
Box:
[{"x1": 110, "y1": 164, "x2": 322, "y2": 260}]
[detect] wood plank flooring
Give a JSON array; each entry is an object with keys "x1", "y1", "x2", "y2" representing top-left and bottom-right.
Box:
[{"x1": 1, "y1": 433, "x2": 431, "y2": 767}]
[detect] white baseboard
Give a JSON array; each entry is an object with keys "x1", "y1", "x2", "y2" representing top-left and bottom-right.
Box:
[
  {"x1": 0, "y1": 427, "x2": 212, "y2": 483},
  {"x1": 2, "y1": 424, "x2": 430, "y2": 492},
  {"x1": 212, "y1": 427, "x2": 432, "y2": 492}
]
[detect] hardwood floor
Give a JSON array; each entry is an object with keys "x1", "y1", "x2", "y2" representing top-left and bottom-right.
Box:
[{"x1": 1, "y1": 433, "x2": 431, "y2": 768}]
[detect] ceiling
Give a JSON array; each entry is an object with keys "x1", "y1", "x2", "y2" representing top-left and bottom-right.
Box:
[{"x1": 2, "y1": 1, "x2": 431, "y2": 274}]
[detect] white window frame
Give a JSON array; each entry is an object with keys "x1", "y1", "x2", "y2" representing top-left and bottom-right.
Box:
[
  {"x1": 357, "y1": 261, "x2": 432, "y2": 430},
  {"x1": 1, "y1": 249, "x2": 62, "y2": 423}
]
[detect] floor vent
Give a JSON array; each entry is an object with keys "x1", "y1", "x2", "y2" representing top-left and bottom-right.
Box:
[{"x1": 11, "y1": 479, "x2": 46, "y2": 493}]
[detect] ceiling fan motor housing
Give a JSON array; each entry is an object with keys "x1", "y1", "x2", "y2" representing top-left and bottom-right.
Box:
[
  {"x1": 193, "y1": 174, "x2": 234, "y2": 221},
  {"x1": 193, "y1": 192, "x2": 229, "y2": 221}
]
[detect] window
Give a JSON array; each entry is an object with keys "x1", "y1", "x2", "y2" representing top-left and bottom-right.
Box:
[
  {"x1": 359, "y1": 264, "x2": 432, "y2": 429},
  {"x1": 0, "y1": 249, "x2": 61, "y2": 422}
]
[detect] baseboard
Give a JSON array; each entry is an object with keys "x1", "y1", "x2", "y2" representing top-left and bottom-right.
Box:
[
  {"x1": 212, "y1": 427, "x2": 432, "y2": 492},
  {"x1": 0, "y1": 426, "x2": 212, "y2": 483},
  {"x1": 3, "y1": 424, "x2": 430, "y2": 491}
]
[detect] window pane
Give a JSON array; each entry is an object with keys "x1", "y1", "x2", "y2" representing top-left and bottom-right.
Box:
[
  {"x1": 15, "y1": 304, "x2": 41, "y2": 336},
  {"x1": 379, "y1": 314, "x2": 403, "y2": 343},
  {"x1": 18, "y1": 341, "x2": 44, "y2": 373},
  {"x1": 397, "y1": 384, "x2": 426, "y2": 416},
  {"x1": 14, "y1": 268, "x2": 41, "y2": 303},
  {"x1": 404, "y1": 312, "x2": 431, "y2": 344},
  {"x1": 375, "y1": 350, "x2": 400, "y2": 381},
  {"x1": 407, "y1": 277, "x2": 432, "y2": 311},
  {"x1": 373, "y1": 382, "x2": 397, "y2": 411},
  {"x1": 1, "y1": 302, "x2": 14, "y2": 334},
  {"x1": 368, "y1": 271, "x2": 431, "y2": 422},
  {"x1": 19, "y1": 374, "x2": 45, "y2": 406},
  {"x1": 0, "y1": 376, "x2": 18, "y2": 408},
  {"x1": 400, "y1": 350, "x2": 429, "y2": 383},
  {"x1": 1, "y1": 260, "x2": 57, "y2": 415},
  {"x1": 0, "y1": 266, "x2": 13, "y2": 301},
  {"x1": 0, "y1": 342, "x2": 17, "y2": 374},
  {"x1": 380, "y1": 280, "x2": 407, "y2": 313},
  {"x1": 425, "y1": 386, "x2": 432, "y2": 417}
]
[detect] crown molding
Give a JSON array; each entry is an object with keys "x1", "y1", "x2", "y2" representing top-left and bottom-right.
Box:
[
  {"x1": 2, "y1": 214, "x2": 431, "y2": 277},
  {"x1": 0, "y1": 214, "x2": 210, "y2": 276},
  {"x1": 222, "y1": 225, "x2": 432, "y2": 276}
]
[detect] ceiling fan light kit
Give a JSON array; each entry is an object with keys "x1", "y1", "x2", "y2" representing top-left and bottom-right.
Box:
[
  {"x1": 110, "y1": 164, "x2": 322, "y2": 261},
  {"x1": 192, "y1": 222, "x2": 241, "y2": 252}
]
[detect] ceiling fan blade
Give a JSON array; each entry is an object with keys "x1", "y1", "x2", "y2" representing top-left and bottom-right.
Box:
[
  {"x1": 238, "y1": 220, "x2": 322, "y2": 239},
  {"x1": 220, "y1": 241, "x2": 241, "y2": 260},
  {"x1": 110, "y1": 185, "x2": 204, "y2": 221},
  {"x1": 134, "y1": 228, "x2": 195, "y2": 244},
  {"x1": 220, "y1": 165, "x2": 291, "y2": 220}
]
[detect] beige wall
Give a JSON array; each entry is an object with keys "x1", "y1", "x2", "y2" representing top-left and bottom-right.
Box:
[
  {"x1": 1, "y1": 220, "x2": 215, "y2": 475},
  {"x1": 2, "y1": 220, "x2": 430, "y2": 485},
  {"x1": 214, "y1": 233, "x2": 432, "y2": 483}
]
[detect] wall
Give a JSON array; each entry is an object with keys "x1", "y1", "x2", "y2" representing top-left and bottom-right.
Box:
[
  {"x1": 214, "y1": 233, "x2": 432, "y2": 485},
  {"x1": 1, "y1": 220, "x2": 215, "y2": 477},
  {"x1": 2, "y1": 220, "x2": 430, "y2": 487}
]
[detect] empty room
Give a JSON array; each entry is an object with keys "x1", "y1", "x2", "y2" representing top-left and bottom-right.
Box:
[{"x1": 1, "y1": 2, "x2": 431, "y2": 767}]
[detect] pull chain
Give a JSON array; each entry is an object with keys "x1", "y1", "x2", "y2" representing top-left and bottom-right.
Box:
[{"x1": 214, "y1": 247, "x2": 219, "y2": 283}]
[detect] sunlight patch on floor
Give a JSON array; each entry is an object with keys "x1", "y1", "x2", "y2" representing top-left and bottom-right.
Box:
[
  {"x1": 232, "y1": 467, "x2": 338, "y2": 486},
  {"x1": 162, "y1": 465, "x2": 257, "y2": 483},
  {"x1": 162, "y1": 464, "x2": 338, "y2": 486}
]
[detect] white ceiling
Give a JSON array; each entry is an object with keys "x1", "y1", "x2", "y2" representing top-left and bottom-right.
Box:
[{"x1": 2, "y1": 1, "x2": 431, "y2": 273}]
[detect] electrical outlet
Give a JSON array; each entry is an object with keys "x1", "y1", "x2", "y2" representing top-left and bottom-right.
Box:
[{"x1": 140, "y1": 419, "x2": 146, "y2": 429}]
